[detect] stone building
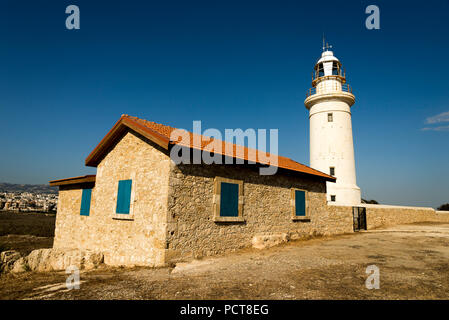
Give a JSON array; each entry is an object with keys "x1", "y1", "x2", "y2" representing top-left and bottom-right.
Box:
[{"x1": 49, "y1": 114, "x2": 342, "y2": 266}]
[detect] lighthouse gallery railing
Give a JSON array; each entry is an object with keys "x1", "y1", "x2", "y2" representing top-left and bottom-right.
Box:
[{"x1": 306, "y1": 83, "x2": 352, "y2": 98}]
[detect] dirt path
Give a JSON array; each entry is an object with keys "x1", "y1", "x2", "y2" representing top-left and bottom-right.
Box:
[{"x1": 1, "y1": 223, "x2": 449, "y2": 300}]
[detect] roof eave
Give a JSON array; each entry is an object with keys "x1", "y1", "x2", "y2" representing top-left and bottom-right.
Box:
[
  {"x1": 84, "y1": 115, "x2": 170, "y2": 167},
  {"x1": 49, "y1": 175, "x2": 96, "y2": 187},
  {"x1": 168, "y1": 142, "x2": 336, "y2": 181}
]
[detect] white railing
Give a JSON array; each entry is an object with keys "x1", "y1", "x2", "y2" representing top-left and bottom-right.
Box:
[{"x1": 306, "y1": 83, "x2": 352, "y2": 98}]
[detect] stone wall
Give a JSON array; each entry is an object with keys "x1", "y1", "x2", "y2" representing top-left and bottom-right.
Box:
[
  {"x1": 364, "y1": 204, "x2": 437, "y2": 229},
  {"x1": 328, "y1": 203, "x2": 449, "y2": 230},
  {"x1": 435, "y1": 211, "x2": 449, "y2": 223},
  {"x1": 53, "y1": 130, "x2": 171, "y2": 267},
  {"x1": 165, "y1": 163, "x2": 352, "y2": 262}
]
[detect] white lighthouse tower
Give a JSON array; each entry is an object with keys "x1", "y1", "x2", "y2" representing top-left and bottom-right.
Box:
[{"x1": 304, "y1": 44, "x2": 361, "y2": 205}]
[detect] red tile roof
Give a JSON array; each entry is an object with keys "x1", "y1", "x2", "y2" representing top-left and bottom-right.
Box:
[{"x1": 84, "y1": 115, "x2": 335, "y2": 181}]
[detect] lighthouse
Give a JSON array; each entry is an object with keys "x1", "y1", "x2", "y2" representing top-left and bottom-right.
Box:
[{"x1": 304, "y1": 45, "x2": 361, "y2": 205}]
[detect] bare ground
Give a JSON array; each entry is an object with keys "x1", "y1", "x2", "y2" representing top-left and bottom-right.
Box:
[
  {"x1": 0, "y1": 211, "x2": 55, "y2": 255},
  {"x1": 1, "y1": 223, "x2": 449, "y2": 300},
  {"x1": 0, "y1": 211, "x2": 56, "y2": 237}
]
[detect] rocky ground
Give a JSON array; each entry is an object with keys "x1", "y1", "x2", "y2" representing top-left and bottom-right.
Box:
[{"x1": 1, "y1": 222, "x2": 449, "y2": 300}]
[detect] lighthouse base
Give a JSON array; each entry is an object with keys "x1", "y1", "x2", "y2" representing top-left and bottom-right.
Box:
[{"x1": 326, "y1": 181, "x2": 361, "y2": 206}]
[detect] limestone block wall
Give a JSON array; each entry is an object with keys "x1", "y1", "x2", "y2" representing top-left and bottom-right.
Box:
[
  {"x1": 53, "y1": 130, "x2": 171, "y2": 267},
  {"x1": 53, "y1": 185, "x2": 91, "y2": 251},
  {"x1": 363, "y1": 204, "x2": 437, "y2": 229},
  {"x1": 435, "y1": 211, "x2": 449, "y2": 223},
  {"x1": 165, "y1": 163, "x2": 353, "y2": 262},
  {"x1": 328, "y1": 203, "x2": 449, "y2": 230}
]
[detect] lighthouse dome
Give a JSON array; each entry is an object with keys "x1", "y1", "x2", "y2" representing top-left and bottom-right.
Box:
[{"x1": 317, "y1": 50, "x2": 340, "y2": 64}]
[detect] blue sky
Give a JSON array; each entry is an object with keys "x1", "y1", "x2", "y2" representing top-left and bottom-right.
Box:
[{"x1": 0, "y1": 0, "x2": 448, "y2": 208}]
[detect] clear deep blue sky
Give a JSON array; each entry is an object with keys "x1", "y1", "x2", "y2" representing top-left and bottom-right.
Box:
[{"x1": 1, "y1": 0, "x2": 448, "y2": 207}]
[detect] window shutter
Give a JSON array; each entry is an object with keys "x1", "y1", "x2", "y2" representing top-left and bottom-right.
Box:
[
  {"x1": 116, "y1": 179, "x2": 132, "y2": 214},
  {"x1": 219, "y1": 182, "x2": 239, "y2": 217},
  {"x1": 295, "y1": 190, "x2": 306, "y2": 216},
  {"x1": 80, "y1": 189, "x2": 92, "y2": 216}
]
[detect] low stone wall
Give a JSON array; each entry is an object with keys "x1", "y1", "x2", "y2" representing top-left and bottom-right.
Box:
[
  {"x1": 329, "y1": 203, "x2": 449, "y2": 230},
  {"x1": 435, "y1": 211, "x2": 449, "y2": 223},
  {"x1": 363, "y1": 204, "x2": 437, "y2": 229}
]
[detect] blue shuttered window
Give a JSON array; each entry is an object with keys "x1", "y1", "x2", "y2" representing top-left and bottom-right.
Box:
[
  {"x1": 295, "y1": 190, "x2": 306, "y2": 216},
  {"x1": 80, "y1": 189, "x2": 92, "y2": 216},
  {"x1": 219, "y1": 182, "x2": 239, "y2": 217},
  {"x1": 116, "y1": 179, "x2": 132, "y2": 214}
]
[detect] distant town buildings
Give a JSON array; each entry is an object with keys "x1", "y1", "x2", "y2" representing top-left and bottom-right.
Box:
[{"x1": 0, "y1": 192, "x2": 57, "y2": 213}]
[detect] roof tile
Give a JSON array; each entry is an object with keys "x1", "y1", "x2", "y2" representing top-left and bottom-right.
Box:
[{"x1": 122, "y1": 115, "x2": 335, "y2": 181}]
